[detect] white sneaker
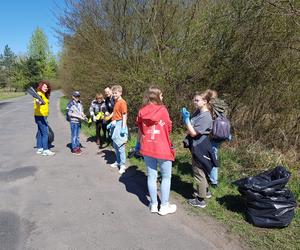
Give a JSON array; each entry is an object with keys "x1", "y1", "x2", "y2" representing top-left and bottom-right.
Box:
[
  {"x1": 158, "y1": 203, "x2": 177, "y2": 216},
  {"x1": 118, "y1": 165, "x2": 126, "y2": 174},
  {"x1": 36, "y1": 148, "x2": 43, "y2": 154},
  {"x1": 110, "y1": 162, "x2": 119, "y2": 168},
  {"x1": 42, "y1": 150, "x2": 55, "y2": 156},
  {"x1": 150, "y1": 203, "x2": 158, "y2": 213}
]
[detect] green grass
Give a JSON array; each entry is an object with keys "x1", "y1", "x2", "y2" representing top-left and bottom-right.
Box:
[
  {"x1": 60, "y1": 96, "x2": 299, "y2": 249},
  {"x1": 0, "y1": 91, "x2": 25, "y2": 100},
  {"x1": 127, "y1": 132, "x2": 300, "y2": 250}
]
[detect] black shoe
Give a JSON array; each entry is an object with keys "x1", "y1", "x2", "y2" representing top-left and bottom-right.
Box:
[{"x1": 211, "y1": 184, "x2": 218, "y2": 189}]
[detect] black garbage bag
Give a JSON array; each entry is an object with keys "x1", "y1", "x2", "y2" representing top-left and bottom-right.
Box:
[
  {"x1": 243, "y1": 188, "x2": 297, "y2": 228},
  {"x1": 48, "y1": 125, "x2": 54, "y2": 145},
  {"x1": 234, "y1": 166, "x2": 291, "y2": 194}
]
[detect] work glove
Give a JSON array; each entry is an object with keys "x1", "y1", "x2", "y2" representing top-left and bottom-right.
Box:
[
  {"x1": 181, "y1": 107, "x2": 191, "y2": 125},
  {"x1": 120, "y1": 127, "x2": 126, "y2": 136},
  {"x1": 135, "y1": 142, "x2": 141, "y2": 152},
  {"x1": 92, "y1": 115, "x2": 97, "y2": 122}
]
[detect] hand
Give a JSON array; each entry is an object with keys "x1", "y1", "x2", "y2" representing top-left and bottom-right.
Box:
[
  {"x1": 135, "y1": 142, "x2": 141, "y2": 152},
  {"x1": 92, "y1": 115, "x2": 97, "y2": 122},
  {"x1": 120, "y1": 127, "x2": 126, "y2": 136},
  {"x1": 180, "y1": 107, "x2": 191, "y2": 125}
]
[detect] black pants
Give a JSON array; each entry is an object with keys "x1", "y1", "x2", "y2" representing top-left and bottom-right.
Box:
[{"x1": 95, "y1": 121, "x2": 107, "y2": 144}]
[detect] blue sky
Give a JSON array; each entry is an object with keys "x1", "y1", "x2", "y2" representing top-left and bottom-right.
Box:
[{"x1": 0, "y1": 0, "x2": 65, "y2": 56}]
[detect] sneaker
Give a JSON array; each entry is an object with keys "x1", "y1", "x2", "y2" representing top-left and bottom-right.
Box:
[
  {"x1": 42, "y1": 150, "x2": 55, "y2": 156},
  {"x1": 149, "y1": 203, "x2": 158, "y2": 213},
  {"x1": 72, "y1": 148, "x2": 82, "y2": 155},
  {"x1": 211, "y1": 183, "x2": 218, "y2": 189},
  {"x1": 206, "y1": 190, "x2": 212, "y2": 199},
  {"x1": 110, "y1": 162, "x2": 119, "y2": 168},
  {"x1": 36, "y1": 148, "x2": 43, "y2": 154},
  {"x1": 188, "y1": 198, "x2": 206, "y2": 208},
  {"x1": 193, "y1": 191, "x2": 212, "y2": 199},
  {"x1": 118, "y1": 165, "x2": 126, "y2": 174},
  {"x1": 158, "y1": 203, "x2": 177, "y2": 216}
]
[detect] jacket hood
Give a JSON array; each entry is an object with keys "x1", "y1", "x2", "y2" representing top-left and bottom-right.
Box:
[{"x1": 139, "y1": 103, "x2": 164, "y2": 125}]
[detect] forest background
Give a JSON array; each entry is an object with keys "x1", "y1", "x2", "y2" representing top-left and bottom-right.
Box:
[{"x1": 57, "y1": 0, "x2": 300, "y2": 159}]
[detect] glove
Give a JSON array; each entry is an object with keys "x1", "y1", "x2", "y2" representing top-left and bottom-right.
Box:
[
  {"x1": 92, "y1": 115, "x2": 97, "y2": 122},
  {"x1": 120, "y1": 127, "x2": 126, "y2": 136},
  {"x1": 181, "y1": 107, "x2": 191, "y2": 125},
  {"x1": 135, "y1": 142, "x2": 141, "y2": 152}
]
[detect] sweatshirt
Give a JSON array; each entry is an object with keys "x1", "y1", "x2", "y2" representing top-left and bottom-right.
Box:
[{"x1": 136, "y1": 103, "x2": 174, "y2": 161}]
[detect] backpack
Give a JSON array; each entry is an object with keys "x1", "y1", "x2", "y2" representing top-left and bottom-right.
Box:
[
  {"x1": 66, "y1": 100, "x2": 72, "y2": 122},
  {"x1": 211, "y1": 115, "x2": 231, "y2": 141},
  {"x1": 211, "y1": 98, "x2": 231, "y2": 141}
]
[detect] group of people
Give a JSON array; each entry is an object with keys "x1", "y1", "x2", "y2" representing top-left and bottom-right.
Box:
[{"x1": 33, "y1": 80, "x2": 228, "y2": 216}]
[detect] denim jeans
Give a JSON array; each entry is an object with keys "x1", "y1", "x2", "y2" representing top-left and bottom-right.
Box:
[
  {"x1": 112, "y1": 141, "x2": 126, "y2": 165},
  {"x1": 210, "y1": 141, "x2": 220, "y2": 184},
  {"x1": 144, "y1": 156, "x2": 172, "y2": 206},
  {"x1": 35, "y1": 116, "x2": 49, "y2": 150},
  {"x1": 70, "y1": 122, "x2": 81, "y2": 150}
]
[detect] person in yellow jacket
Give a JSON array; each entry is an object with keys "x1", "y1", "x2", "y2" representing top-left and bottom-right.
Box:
[{"x1": 34, "y1": 80, "x2": 55, "y2": 156}]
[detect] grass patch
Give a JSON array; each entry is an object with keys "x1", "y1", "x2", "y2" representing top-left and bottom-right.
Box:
[
  {"x1": 127, "y1": 132, "x2": 300, "y2": 250},
  {"x1": 60, "y1": 96, "x2": 299, "y2": 249},
  {"x1": 0, "y1": 90, "x2": 25, "y2": 100}
]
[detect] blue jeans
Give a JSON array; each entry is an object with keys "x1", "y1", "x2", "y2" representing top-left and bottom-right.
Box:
[
  {"x1": 210, "y1": 141, "x2": 220, "y2": 185},
  {"x1": 144, "y1": 156, "x2": 172, "y2": 206},
  {"x1": 112, "y1": 141, "x2": 126, "y2": 165},
  {"x1": 35, "y1": 116, "x2": 49, "y2": 150},
  {"x1": 70, "y1": 122, "x2": 81, "y2": 150}
]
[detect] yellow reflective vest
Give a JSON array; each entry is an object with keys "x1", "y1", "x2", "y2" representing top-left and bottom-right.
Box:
[{"x1": 34, "y1": 91, "x2": 49, "y2": 116}]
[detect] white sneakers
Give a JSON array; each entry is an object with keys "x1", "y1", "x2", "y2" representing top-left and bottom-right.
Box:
[
  {"x1": 36, "y1": 148, "x2": 43, "y2": 154},
  {"x1": 119, "y1": 165, "x2": 126, "y2": 174},
  {"x1": 158, "y1": 203, "x2": 177, "y2": 216},
  {"x1": 37, "y1": 149, "x2": 55, "y2": 156},
  {"x1": 149, "y1": 203, "x2": 177, "y2": 215},
  {"x1": 150, "y1": 204, "x2": 159, "y2": 213},
  {"x1": 110, "y1": 162, "x2": 119, "y2": 168},
  {"x1": 42, "y1": 150, "x2": 55, "y2": 156}
]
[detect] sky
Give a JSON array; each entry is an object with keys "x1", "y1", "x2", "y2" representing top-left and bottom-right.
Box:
[{"x1": 0, "y1": 0, "x2": 66, "y2": 56}]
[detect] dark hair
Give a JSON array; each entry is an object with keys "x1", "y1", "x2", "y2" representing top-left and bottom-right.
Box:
[
  {"x1": 37, "y1": 80, "x2": 51, "y2": 99},
  {"x1": 143, "y1": 86, "x2": 163, "y2": 106}
]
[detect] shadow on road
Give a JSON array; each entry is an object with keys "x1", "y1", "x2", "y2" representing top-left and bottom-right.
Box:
[
  {"x1": 100, "y1": 149, "x2": 116, "y2": 165},
  {"x1": 119, "y1": 165, "x2": 149, "y2": 207}
]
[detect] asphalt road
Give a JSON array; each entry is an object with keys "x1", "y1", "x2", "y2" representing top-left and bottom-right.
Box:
[{"x1": 0, "y1": 91, "x2": 244, "y2": 250}]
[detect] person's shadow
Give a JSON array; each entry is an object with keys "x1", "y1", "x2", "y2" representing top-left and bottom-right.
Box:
[
  {"x1": 119, "y1": 165, "x2": 150, "y2": 207},
  {"x1": 100, "y1": 149, "x2": 116, "y2": 165}
]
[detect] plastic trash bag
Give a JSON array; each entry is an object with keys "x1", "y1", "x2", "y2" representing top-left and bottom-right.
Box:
[
  {"x1": 234, "y1": 166, "x2": 291, "y2": 194},
  {"x1": 242, "y1": 188, "x2": 296, "y2": 228},
  {"x1": 233, "y1": 166, "x2": 297, "y2": 228}
]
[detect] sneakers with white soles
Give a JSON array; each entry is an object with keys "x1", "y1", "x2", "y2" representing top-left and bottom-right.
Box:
[
  {"x1": 150, "y1": 204, "x2": 158, "y2": 213},
  {"x1": 158, "y1": 203, "x2": 177, "y2": 216},
  {"x1": 42, "y1": 150, "x2": 55, "y2": 156},
  {"x1": 36, "y1": 148, "x2": 43, "y2": 154},
  {"x1": 119, "y1": 165, "x2": 126, "y2": 174},
  {"x1": 110, "y1": 162, "x2": 119, "y2": 168}
]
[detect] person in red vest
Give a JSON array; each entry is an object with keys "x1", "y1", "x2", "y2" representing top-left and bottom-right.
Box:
[{"x1": 136, "y1": 86, "x2": 176, "y2": 216}]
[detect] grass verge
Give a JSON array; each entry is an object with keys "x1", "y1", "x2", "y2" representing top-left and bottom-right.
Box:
[
  {"x1": 0, "y1": 91, "x2": 25, "y2": 100},
  {"x1": 60, "y1": 96, "x2": 299, "y2": 249}
]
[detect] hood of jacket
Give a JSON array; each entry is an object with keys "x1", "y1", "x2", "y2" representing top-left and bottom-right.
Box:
[{"x1": 138, "y1": 103, "x2": 164, "y2": 126}]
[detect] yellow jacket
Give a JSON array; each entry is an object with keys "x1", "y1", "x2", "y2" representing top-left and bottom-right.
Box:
[{"x1": 34, "y1": 91, "x2": 49, "y2": 116}]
